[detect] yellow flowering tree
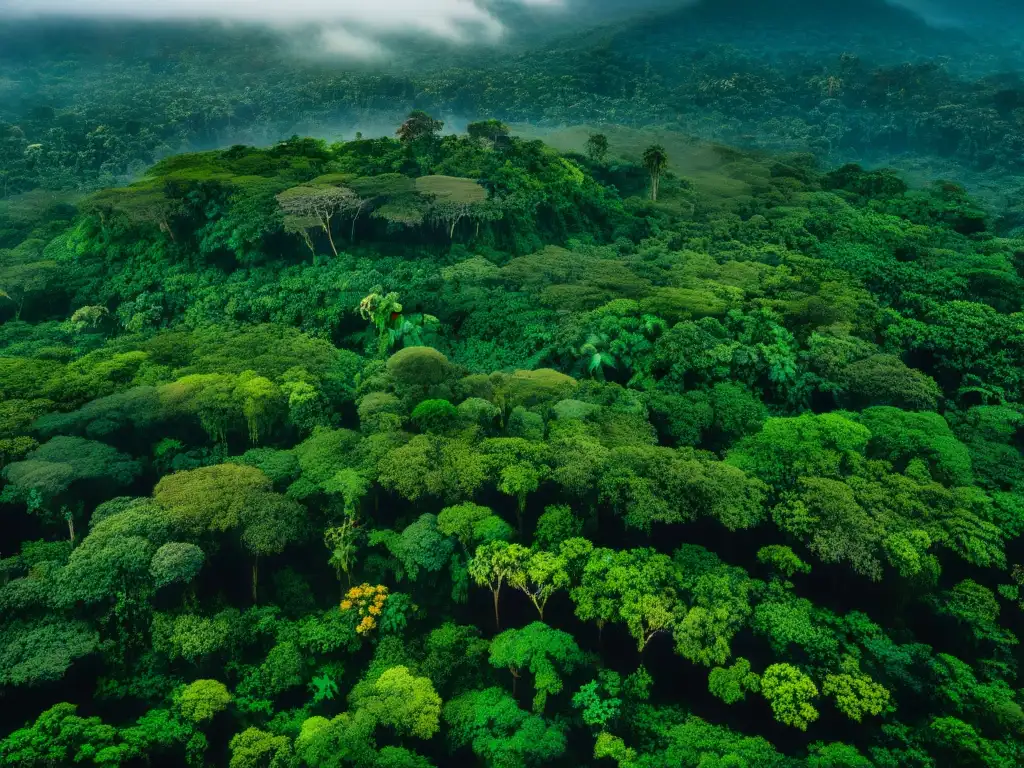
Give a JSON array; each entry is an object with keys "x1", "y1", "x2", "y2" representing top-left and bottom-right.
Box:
[{"x1": 341, "y1": 583, "x2": 389, "y2": 635}]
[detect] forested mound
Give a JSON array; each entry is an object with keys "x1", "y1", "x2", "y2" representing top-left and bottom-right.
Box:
[
  {"x1": 5, "y1": 6, "x2": 1024, "y2": 207},
  {"x1": 1, "y1": 118, "x2": 1023, "y2": 767}
]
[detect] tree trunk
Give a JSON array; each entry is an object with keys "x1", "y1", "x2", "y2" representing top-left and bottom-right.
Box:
[
  {"x1": 324, "y1": 223, "x2": 338, "y2": 257},
  {"x1": 160, "y1": 218, "x2": 177, "y2": 243},
  {"x1": 351, "y1": 202, "x2": 365, "y2": 242},
  {"x1": 301, "y1": 231, "x2": 316, "y2": 259},
  {"x1": 252, "y1": 557, "x2": 259, "y2": 604},
  {"x1": 67, "y1": 515, "x2": 75, "y2": 545},
  {"x1": 492, "y1": 587, "x2": 501, "y2": 632}
]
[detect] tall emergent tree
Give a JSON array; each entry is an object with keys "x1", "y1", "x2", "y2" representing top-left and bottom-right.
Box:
[
  {"x1": 585, "y1": 133, "x2": 609, "y2": 163},
  {"x1": 396, "y1": 110, "x2": 444, "y2": 145},
  {"x1": 642, "y1": 144, "x2": 668, "y2": 201},
  {"x1": 276, "y1": 184, "x2": 360, "y2": 258}
]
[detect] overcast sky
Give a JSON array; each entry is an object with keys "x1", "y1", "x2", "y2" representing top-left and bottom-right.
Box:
[
  {"x1": 0, "y1": 0, "x2": 576, "y2": 58},
  {"x1": 0, "y1": 0, "x2": 1011, "y2": 58},
  {"x1": 0, "y1": 0, "x2": 562, "y2": 37}
]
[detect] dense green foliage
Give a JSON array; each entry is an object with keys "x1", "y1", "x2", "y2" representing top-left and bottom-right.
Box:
[{"x1": 3, "y1": 4, "x2": 1024, "y2": 767}]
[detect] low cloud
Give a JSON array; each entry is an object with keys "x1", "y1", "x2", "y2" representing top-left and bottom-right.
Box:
[{"x1": 0, "y1": 0, "x2": 564, "y2": 58}]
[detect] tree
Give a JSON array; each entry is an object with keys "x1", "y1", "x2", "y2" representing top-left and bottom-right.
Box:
[
  {"x1": 842, "y1": 354, "x2": 941, "y2": 411},
  {"x1": 823, "y1": 665, "x2": 891, "y2": 722},
  {"x1": 52, "y1": 503, "x2": 171, "y2": 652},
  {"x1": 507, "y1": 549, "x2": 570, "y2": 621},
  {"x1": 3, "y1": 436, "x2": 141, "y2": 542},
  {"x1": 807, "y1": 742, "x2": 875, "y2": 768},
  {"x1": 253, "y1": 641, "x2": 305, "y2": 697},
  {"x1": 0, "y1": 703, "x2": 117, "y2": 766},
  {"x1": 377, "y1": 435, "x2": 486, "y2": 504},
  {"x1": 150, "y1": 542, "x2": 205, "y2": 589},
  {"x1": 438, "y1": 502, "x2": 514, "y2": 556},
  {"x1": 656, "y1": 716, "x2": 783, "y2": 767},
  {"x1": 416, "y1": 175, "x2": 488, "y2": 239},
  {"x1": 152, "y1": 610, "x2": 236, "y2": 664},
  {"x1": 386, "y1": 346, "x2": 454, "y2": 388},
  {"x1": 411, "y1": 399, "x2": 459, "y2": 434},
  {"x1": 154, "y1": 463, "x2": 272, "y2": 536},
  {"x1": 469, "y1": 541, "x2": 531, "y2": 631},
  {"x1": 324, "y1": 521, "x2": 361, "y2": 591},
  {"x1": 294, "y1": 712, "x2": 376, "y2": 767},
  {"x1": 396, "y1": 110, "x2": 444, "y2": 145},
  {"x1": 110, "y1": 708, "x2": 196, "y2": 766},
  {"x1": 934, "y1": 579, "x2": 1014, "y2": 645},
  {"x1": 358, "y1": 289, "x2": 404, "y2": 356},
  {"x1": 585, "y1": 133, "x2": 609, "y2": 163},
  {"x1": 323, "y1": 468, "x2": 370, "y2": 590},
  {"x1": 761, "y1": 663, "x2": 820, "y2": 730},
  {"x1": 571, "y1": 547, "x2": 680, "y2": 650},
  {"x1": 482, "y1": 438, "x2": 551, "y2": 535},
  {"x1": 340, "y1": 583, "x2": 389, "y2": 636},
  {"x1": 533, "y1": 505, "x2": 583, "y2": 550},
  {"x1": 468, "y1": 119, "x2": 511, "y2": 144},
  {"x1": 276, "y1": 184, "x2": 361, "y2": 257},
  {"x1": 708, "y1": 658, "x2": 761, "y2": 704},
  {"x1": 85, "y1": 182, "x2": 181, "y2": 238},
  {"x1": 572, "y1": 671, "x2": 623, "y2": 730},
  {"x1": 488, "y1": 622, "x2": 585, "y2": 712},
  {"x1": 178, "y1": 679, "x2": 231, "y2": 723},
  {"x1": 372, "y1": 514, "x2": 454, "y2": 583},
  {"x1": 0, "y1": 619, "x2": 99, "y2": 688},
  {"x1": 283, "y1": 213, "x2": 321, "y2": 258},
  {"x1": 233, "y1": 371, "x2": 284, "y2": 444},
  {"x1": 240, "y1": 492, "x2": 306, "y2": 602},
  {"x1": 726, "y1": 412, "x2": 870, "y2": 490},
  {"x1": 642, "y1": 144, "x2": 668, "y2": 201},
  {"x1": 228, "y1": 727, "x2": 293, "y2": 768},
  {"x1": 309, "y1": 672, "x2": 339, "y2": 704},
  {"x1": 350, "y1": 666, "x2": 442, "y2": 740},
  {"x1": 444, "y1": 687, "x2": 566, "y2": 768},
  {"x1": 0, "y1": 239, "x2": 56, "y2": 320},
  {"x1": 858, "y1": 406, "x2": 974, "y2": 487},
  {"x1": 757, "y1": 545, "x2": 811, "y2": 580}
]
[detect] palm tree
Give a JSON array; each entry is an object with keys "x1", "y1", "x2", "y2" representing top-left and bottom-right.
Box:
[
  {"x1": 580, "y1": 333, "x2": 617, "y2": 380},
  {"x1": 642, "y1": 144, "x2": 668, "y2": 201}
]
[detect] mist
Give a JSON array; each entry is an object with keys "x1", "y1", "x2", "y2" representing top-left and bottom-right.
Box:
[
  {"x1": 889, "y1": 0, "x2": 1024, "y2": 27},
  {"x1": 0, "y1": 0, "x2": 1020, "y2": 65},
  {"x1": 0, "y1": 0, "x2": 565, "y2": 58}
]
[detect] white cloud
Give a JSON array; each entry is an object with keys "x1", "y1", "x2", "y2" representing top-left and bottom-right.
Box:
[
  {"x1": 0, "y1": 0, "x2": 552, "y2": 35},
  {"x1": 317, "y1": 27, "x2": 389, "y2": 59},
  {"x1": 0, "y1": 0, "x2": 565, "y2": 58}
]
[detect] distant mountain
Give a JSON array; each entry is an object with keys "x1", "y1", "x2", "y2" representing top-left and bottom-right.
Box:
[
  {"x1": 892, "y1": 0, "x2": 1024, "y2": 29},
  {"x1": 533, "y1": 0, "x2": 978, "y2": 70}
]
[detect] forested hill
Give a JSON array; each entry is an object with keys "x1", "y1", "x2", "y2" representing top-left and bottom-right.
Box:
[
  {"x1": 2, "y1": 116, "x2": 1024, "y2": 767},
  {"x1": 6, "y1": 3, "x2": 1024, "y2": 208},
  {"x1": 585, "y1": 0, "x2": 959, "y2": 55}
]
